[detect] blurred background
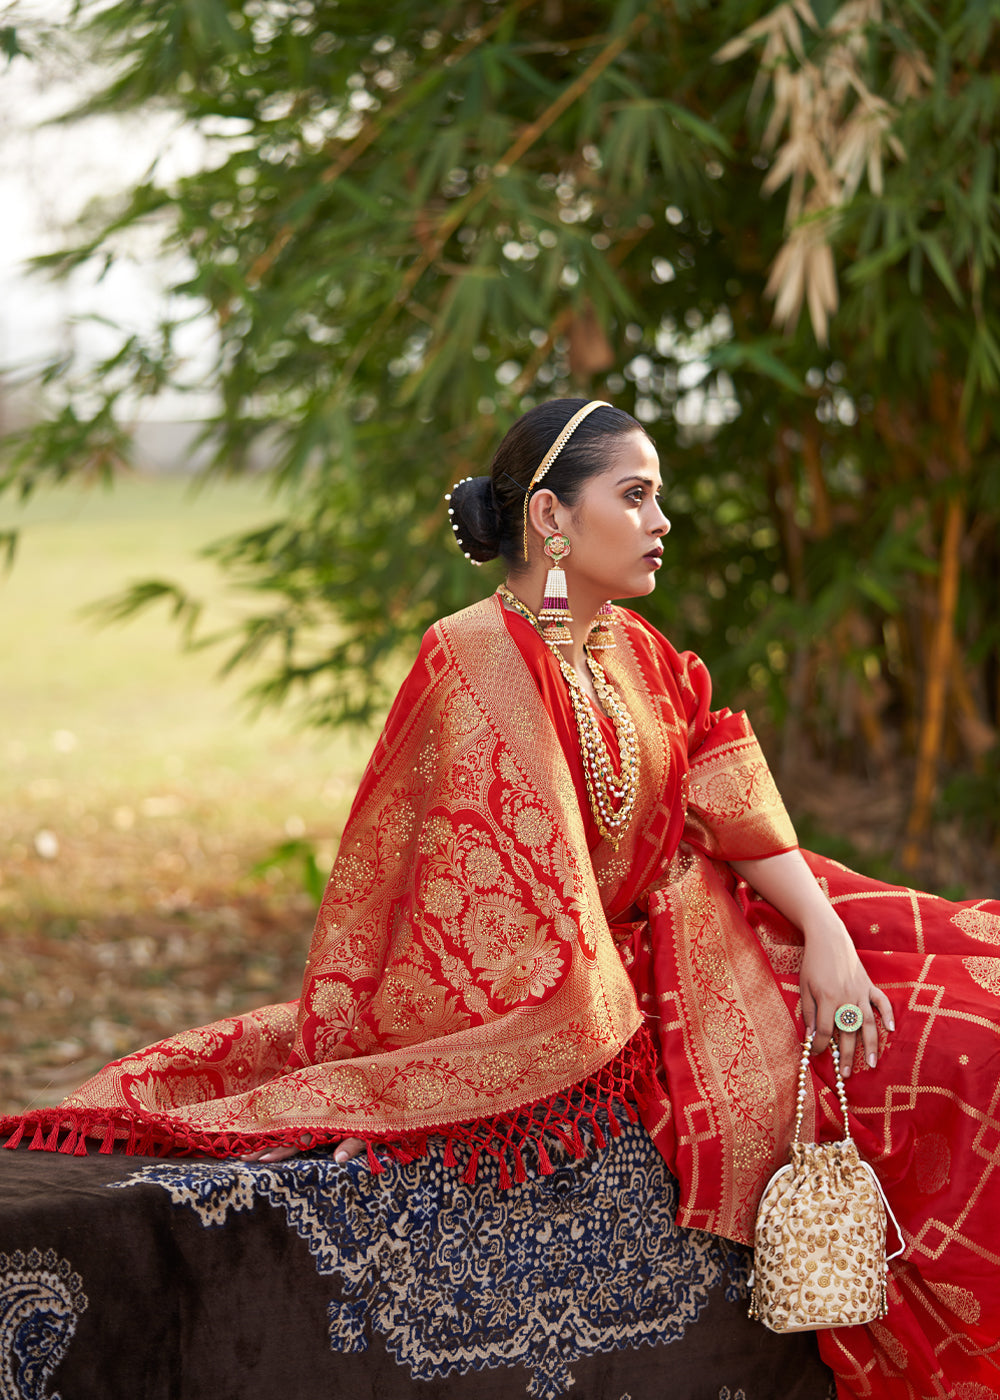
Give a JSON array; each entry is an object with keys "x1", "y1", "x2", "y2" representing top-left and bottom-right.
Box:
[{"x1": 2, "y1": 0, "x2": 998, "y2": 1113}]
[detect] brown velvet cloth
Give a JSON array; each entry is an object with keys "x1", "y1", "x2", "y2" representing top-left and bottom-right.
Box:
[{"x1": 0, "y1": 1123, "x2": 834, "y2": 1400}]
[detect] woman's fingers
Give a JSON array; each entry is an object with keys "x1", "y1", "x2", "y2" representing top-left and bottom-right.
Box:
[
  {"x1": 240, "y1": 1132, "x2": 314, "y2": 1163},
  {"x1": 801, "y1": 991, "x2": 896, "y2": 1075},
  {"x1": 249, "y1": 1143, "x2": 302, "y2": 1163},
  {"x1": 240, "y1": 1133, "x2": 366, "y2": 1166},
  {"x1": 811, "y1": 988, "x2": 896, "y2": 1078},
  {"x1": 871, "y1": 986, "x2": 896, "y2": 1034},
  {"x1": 839, "y1": 1021, "x2": 862, "y2": 1078},
  {"x1": 333, "y1": 1137, "x2": 365, "y2": 1164},
  {"x1": 851, "y1": 987, "x2": 897, "y2": 1073}
]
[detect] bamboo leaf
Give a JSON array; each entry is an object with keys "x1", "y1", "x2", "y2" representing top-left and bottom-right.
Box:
[
  {"x1": 919, "y1": 234, "x2": 964, "y2": 305},
  {"x1": 709, "y1": 342, "x2": 806, "y2": 395}
]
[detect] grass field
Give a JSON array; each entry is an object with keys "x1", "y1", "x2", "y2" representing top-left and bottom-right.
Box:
[{"x1": 0, "y1": 472, "x2": 378, "y2": 1113}]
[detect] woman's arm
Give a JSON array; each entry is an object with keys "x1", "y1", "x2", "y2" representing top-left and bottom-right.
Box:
[{"x1": 730, "y1": 849, "x2": 895, "y2": 1075}]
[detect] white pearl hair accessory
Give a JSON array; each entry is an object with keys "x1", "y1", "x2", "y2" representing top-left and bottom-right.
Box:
[{"x1": 445, "y1": 476, "x2": 485, "y2": 565}]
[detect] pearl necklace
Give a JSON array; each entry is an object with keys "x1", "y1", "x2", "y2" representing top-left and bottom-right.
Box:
[{"x1": 498, "y1": 586, "x2": 639, "y2": 847}]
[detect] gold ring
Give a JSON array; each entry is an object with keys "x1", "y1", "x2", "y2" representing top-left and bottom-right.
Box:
[{"x1": 834, "y1": 1003, "x2": 863, "y2": 1033}]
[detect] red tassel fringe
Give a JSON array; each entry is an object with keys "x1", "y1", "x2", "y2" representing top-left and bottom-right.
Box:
[
  {"x1": 3, "y1": 1119, "x2": 25, "y2": 1150},
  {"x1": 0, "y1": 1022, "x2": 661, "y2": 1189}
]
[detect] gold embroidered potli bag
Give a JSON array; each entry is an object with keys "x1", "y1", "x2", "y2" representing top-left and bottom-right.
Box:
[{"x1": 748, "y1": 1031, "x2": 904, "y2": 1333}]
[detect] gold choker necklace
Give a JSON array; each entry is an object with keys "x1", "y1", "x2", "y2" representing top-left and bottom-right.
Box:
[{"x1": 498, "y1": 586, "x2": 638, "y2": 847}]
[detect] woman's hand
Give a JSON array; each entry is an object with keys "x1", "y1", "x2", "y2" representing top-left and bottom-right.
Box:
[
  {"x1": 799, "y1": 908, "x2": 895, "y2": 1075},
  {"x1": 730, "y1": 850, "x2": 895, "y2": 1075},
  {"x1": 240, "y1": 1135, "x2": 366, "y2": 1165}
]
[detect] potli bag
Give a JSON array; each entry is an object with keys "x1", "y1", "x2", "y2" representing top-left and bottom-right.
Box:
[{"x1": 749, "y1": 1029, "x2": 904, "y2": 1332}]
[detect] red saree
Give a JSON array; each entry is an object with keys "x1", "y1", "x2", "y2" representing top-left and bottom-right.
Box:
[{"x1": 5, "y1": 595, "x2": 1000, "y2": 1398}]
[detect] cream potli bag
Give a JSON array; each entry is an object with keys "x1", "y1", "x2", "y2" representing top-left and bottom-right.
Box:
[{"x1": 749, "y1": 1030, "x2": 904, "y2": 1332}]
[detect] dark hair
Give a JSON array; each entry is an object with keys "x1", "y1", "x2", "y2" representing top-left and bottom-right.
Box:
[{"x1": 449, "y1": 399, "x2": 647, "y2": 569}]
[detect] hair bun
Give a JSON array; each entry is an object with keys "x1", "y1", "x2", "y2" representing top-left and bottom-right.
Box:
[{"x1": 448, "y1": 475, "x2": 501, "y2": 563}]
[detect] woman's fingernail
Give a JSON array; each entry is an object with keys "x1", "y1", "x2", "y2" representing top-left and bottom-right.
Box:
[
  {"x1": 887, "y1": 1021, "x2": 895, "y2": 1032},
  {"x1": 334, "y1": 1149, "x2": 348, "y2": 1164},
  {"x1": 868, "y1": 1052, "x2": 877, "y2": 1068}
]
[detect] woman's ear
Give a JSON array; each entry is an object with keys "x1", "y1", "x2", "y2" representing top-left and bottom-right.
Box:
[{"x1": 527, "y1": 489, "x2": 563, "y2": 546}]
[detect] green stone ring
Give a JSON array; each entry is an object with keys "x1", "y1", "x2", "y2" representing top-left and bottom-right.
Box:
[{"x1": 834, "y1": 1003, "x2": 863, "y2": 1033}]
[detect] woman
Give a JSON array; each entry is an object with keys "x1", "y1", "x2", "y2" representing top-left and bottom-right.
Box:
[{"x1": 4, "y1": 399, "x2": 1000, "y2": 1398}]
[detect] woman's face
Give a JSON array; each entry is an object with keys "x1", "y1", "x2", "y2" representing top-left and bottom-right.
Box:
[{"x1": 560, "y1": 431, "x2": 670, "y2": 602}]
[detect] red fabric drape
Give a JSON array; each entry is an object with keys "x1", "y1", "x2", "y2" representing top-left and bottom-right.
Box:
[{"x1": 5, "y1": 595, "x2": 1000, "y2": 1395}]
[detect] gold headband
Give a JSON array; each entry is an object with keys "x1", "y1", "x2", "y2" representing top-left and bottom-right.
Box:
[{"x1": 521, "y1": 400, "x2": 611, "y2": 560}]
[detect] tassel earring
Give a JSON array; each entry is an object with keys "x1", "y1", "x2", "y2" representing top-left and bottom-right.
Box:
[
  {"x1": 539, "y1": 533, "x2": 573, "y2": 645},
  {"x1": 587, "y1": 601, "x2": 616, "y2": 650}
]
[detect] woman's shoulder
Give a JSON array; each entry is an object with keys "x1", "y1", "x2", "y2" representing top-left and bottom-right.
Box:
[
  {"x1": 425, "y1": 595, "x2": 506, "y2": 652},
  {"x1": 611, "y1": 606, "x2": 713, "y2": 695},
  {"x1": 612, "y1": 605, "x2": 682, "y2": 664}
]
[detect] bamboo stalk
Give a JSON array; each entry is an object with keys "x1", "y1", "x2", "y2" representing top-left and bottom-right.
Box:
[
  {"x1": 901, "y1": 494, "x2": 965, "y2": 870},
  {"x1": 842, "y1": 610, "x2": 891, "y2": 774},
  {"x1": 801, "y1": 417, "x2": 831, "y2": 536}
]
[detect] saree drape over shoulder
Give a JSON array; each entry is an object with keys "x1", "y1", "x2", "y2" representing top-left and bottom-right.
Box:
[{"x1": 6, "y1": 595, "x2": 1000, "y2": 1398}]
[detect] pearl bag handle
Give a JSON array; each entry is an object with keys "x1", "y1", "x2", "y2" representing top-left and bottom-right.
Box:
[{"x1": 794, "y1": 1028, "x2": 905, "y2": 1261}]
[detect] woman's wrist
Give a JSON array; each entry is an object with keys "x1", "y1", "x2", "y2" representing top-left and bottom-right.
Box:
[{"x1": 800, "y1": 907, "x2": 849, "y2": 945}]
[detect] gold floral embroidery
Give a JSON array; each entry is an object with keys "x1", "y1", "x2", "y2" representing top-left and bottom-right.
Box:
[
  {"x1": 379, "y1": 799, "x2": 416, "y2": 847},
  {"x1": 443, "y1": 735, "x2": 495, "y2": 806},
  {"x1": 417, "y1": 814, "x2": 453, "y2": 855},
  {"x1": 951, "y1": 1380, "x2": 994, "y2": 1398},
  {"x1": 512, "y1": 804, "x2": 554, "y2": 851},
  {"x1": 308, "y1": 979, "x2": 355, "y2": 1022},
  {"x1": 685, "y1": 725, "x2": 796, "y2": 864},
  {"x1": 330, "y1": 851, "x2": 377, "y2": 898},
  {"x1": 370, "y1": 965, "x2": 469, "y2": 1045},
  {"x1": 952, "y1": 906, "x2": 1000, "y2": 945},
  {"x1": 693, "y1": 761, "x2": 780, "y2": 820},
  {"x1": 914, "y1": 1132, "x2": 951, "y2": 1194},
  {"x1": 463, "y1": 898, "x2": 564, "y2": 1005},
  {"x1": 868, "y1": 1320, "x2": 908, "y2": 1371},
  {"x1": 460, "y1": 894, "x2": 533, "y2": 952},
  {"x1": 930, "y1": 1282, "x2": 981, "y2": 1325},
  {"x1": 441, "y1": 687, "x2": 485, "y2": 739},
  {"x1": 308, "y1": 916, "x2": 382, "y2": 976},
  {"x1": 462, "y1": 844, "x2": 505, "y2": 889},
  {"x1": 962, "y1": 957, "x2": 1000, "y2": 998},
  {"x1": 421, "y1": 874, "x2": 466, "y2": 918}
]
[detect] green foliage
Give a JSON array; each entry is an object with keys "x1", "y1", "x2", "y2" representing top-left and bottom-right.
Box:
[
  {"x1": 251, "y1": 838, "x2": 328, "y2": 903},
  {"x1": 3, "y1": 0, "x2": 1000, "y2": 837}
]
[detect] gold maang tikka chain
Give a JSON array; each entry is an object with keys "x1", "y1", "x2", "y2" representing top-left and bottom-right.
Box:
[{"x1": 498, "y1": 586, "x2": 638, "y2": 848}]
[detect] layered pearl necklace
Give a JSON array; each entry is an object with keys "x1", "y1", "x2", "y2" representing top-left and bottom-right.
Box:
[{"x1": 498, "y1": 586, "x2": 639, "y2": 848}]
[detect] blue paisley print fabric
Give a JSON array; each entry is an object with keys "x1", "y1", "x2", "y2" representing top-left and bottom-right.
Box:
[
  {"x1": 110, "y1": 1121, "x2": 749, "y2": 1399},
  {"x1": 0, "y1": 1249, "x2": 88, "y2": 1400}
]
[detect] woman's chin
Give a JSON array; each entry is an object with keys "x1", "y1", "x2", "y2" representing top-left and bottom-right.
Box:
[{"x1": 610, "y1": 578, "x2": 656, "y2": 602}]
